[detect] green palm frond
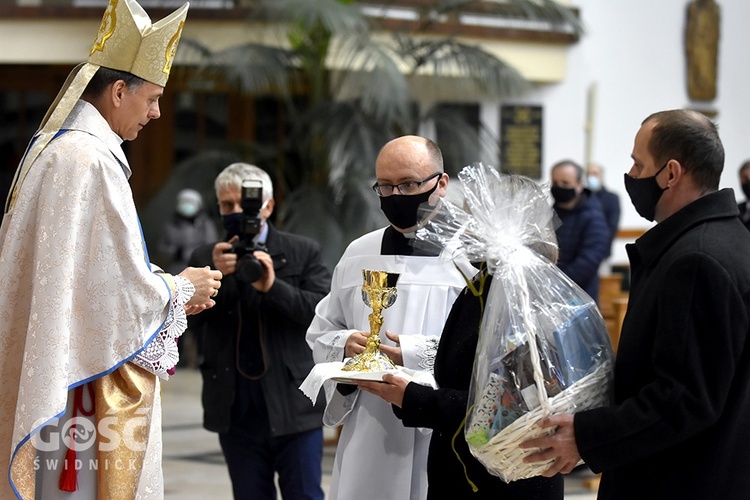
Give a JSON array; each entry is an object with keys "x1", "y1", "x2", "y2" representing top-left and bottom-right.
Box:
[
  {"x1": 287, "y1": 100, "x2": 394, "y2": 185},
  {"x1": 279, "y1": 172, "x2": 387, "y2": 268},
  {"x1": 432, "y1": 0, "x2": 583, "y2": 34},
  {"x1": 396, "y1": 36, "x2": 530, "y2": 98},
  {"x1": 499, "y1": 0, "x2": 584, "y2": 33},
  {"x1": 435, "y1": 0, "x2": 474, "y2": 13},
  {"x1": 330, "y1": 33, "x2": 413, "y2": 126},
  {"x1": 179, "y1": 39, "x2": 298, "y2": 95},
  {"x1": 424, "y1": 105, "x2": 502, "y2": 173},
  {"x1": 278, "y1": 185, "x2": 347, "y2": 267},
  {"x1": 320, "y1": 101, "x2": 395, "y2": 182},
  {"x1": 258, "y1": 0, "x2": 368, "y2": 35},
  {"x1": 174, "y1": 37, "x2": 212, "y2": 63},
  {"x1": 335, "y1": 176, "x2": 388, "y2": 240}
]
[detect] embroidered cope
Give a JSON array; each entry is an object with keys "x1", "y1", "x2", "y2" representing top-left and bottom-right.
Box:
[{"x1": 0, "y1": 100, "x2": 193, "y2": 499}]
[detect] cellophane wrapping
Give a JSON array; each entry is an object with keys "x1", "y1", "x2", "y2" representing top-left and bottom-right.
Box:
[{"x1": 415, "y1": 163, "x2": 615, "y2": 482}]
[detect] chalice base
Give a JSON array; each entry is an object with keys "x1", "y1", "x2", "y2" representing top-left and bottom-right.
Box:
[{"x1": 341, "y1": 349, "x2": 396, "y2": 373}]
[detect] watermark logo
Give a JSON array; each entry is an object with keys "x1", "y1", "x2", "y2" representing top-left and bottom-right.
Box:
[
  {"x1": 31, "y1": 407, "x2": 151, "y2": 453},
  {"x1": 34, "y1": 457, "x2": 139, "y2": 472}
]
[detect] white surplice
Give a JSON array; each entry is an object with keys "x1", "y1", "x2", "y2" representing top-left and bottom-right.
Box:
[
  {"x1": 0, "y1": 100, "x2": 189, "y2": 499},
  {"x1": 306, "y1": 228, "x2": 476, "y2": 500}
]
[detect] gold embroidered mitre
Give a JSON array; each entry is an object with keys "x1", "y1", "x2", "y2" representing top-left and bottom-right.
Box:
[
  {"x1": 88, "y1": 0, "x2": 188, "y2": 87},
  {"x1": 4, "y1": 0, "x2": 189, "y2": 214}
]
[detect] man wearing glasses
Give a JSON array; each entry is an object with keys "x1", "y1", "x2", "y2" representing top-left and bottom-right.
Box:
[{"x1": 307, "y1": 136, "x2": 477, "y2": 500}]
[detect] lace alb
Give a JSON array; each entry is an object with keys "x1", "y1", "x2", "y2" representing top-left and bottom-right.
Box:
[{"x1": 131, "y1": 275, "x2": 194, "y2": 379}]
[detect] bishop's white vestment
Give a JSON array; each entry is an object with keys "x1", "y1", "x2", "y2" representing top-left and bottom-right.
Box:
[
  {"x1": 306, "y1": 228, "x2": 476, "y2": 500},
  {"x1": 0, "y1": 100, "x2": 191, "y2": 499}
]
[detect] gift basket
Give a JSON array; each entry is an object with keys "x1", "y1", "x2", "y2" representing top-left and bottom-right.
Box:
[{"x1": 415, "y1": 163, "x2": 614, "y2": 482}]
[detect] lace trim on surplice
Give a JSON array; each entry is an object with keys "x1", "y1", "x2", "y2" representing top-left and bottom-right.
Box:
[
  {"x1": 415, "y1": 337, "x2": 439, "y2": 373},
  {"x1": 131, "y1": 275, "x2": 194, "y2": 379}
]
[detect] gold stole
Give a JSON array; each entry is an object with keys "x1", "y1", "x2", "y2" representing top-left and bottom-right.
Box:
[
  {"x1": 94, "y1": 363, "x2": 156, "y2": 499},
  {"x1": 10, "y1": 363, "x2": 156, "y2": 499}
]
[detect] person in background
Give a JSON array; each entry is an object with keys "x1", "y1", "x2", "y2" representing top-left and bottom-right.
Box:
[
  {"x1": 157, "y1": 188, "x2": 218, "y2": 276},
  {"x1": 736, "y1": 160, "x2": 750, "y2": 230},
  {"x1": 0, "y1": 0, "x2": 223, "y2": 497},
  {"x1": 586, "y1": 163, "x2": 621, "y2": 258},
  {"x1": 522, "y1": 109, "x2": 750, "y2": 500},
  {"x1": 550, "y1": 159, "x2": 609, "y2": 303},
  {"x1": 158, "y1": 188, "x2": 219, "y2": 367},
  {"x1": 306, "y1": 135, "x2": 477, "y2": 500},
  {"x1": 189, "y1": 163, "x2": 331, "y2": 500}
]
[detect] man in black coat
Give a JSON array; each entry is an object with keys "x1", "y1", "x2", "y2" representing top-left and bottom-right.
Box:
[
  {"x1": 188, "y1": 163, "x2": 331, "y2": 500},
  {"x1": 522, "y1": 110, "x2": 750, "y2": 499}
]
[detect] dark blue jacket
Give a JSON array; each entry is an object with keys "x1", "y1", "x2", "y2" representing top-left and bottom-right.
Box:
[
  {"x1": 593, "y1": 187, "x2": 621, "y2": 257},
  {"x1": 554, "y1": 191, "x2": 609, "y2": 302}
]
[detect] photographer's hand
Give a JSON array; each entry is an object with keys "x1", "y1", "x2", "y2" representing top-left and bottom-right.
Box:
[
  {"x1": 251, "y1": 250, "x2": 275, "y2": 292},
  {"x1": 213, "y1": 236, "x2": 238, "y2": 276}
]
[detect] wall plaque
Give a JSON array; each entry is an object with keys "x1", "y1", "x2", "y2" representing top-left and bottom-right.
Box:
[{"x1": 500, "y1": 105, "x2": 543, "y2": 179}]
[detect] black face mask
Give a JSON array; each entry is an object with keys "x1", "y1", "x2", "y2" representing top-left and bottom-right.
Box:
[
  {"x1": 624, "y1": 162, "x2": 668, "y2": 222},
  {"x1": 551, "y1": 185, "x2": 577, "y2": 204},
  {"x1": 379, "y1": 180, "x2": 440, "y2": 230},
  {"x1": 222, "y1": 212, "x2": 243, "y2": 239},
  {"x1": 742, "y1": 181, "x2": 750, "y2": 200}
]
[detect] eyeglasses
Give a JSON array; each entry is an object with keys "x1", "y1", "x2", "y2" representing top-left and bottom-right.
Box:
[{"x1": 372, "y1": 172, "x2": 442, "y2": 197}]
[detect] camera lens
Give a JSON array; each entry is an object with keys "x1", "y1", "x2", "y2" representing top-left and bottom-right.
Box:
[{"x1": 238, "y1": 254, "x2": 264, "y2": 283}]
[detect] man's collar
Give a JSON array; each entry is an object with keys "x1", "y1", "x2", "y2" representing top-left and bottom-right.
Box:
[
  {"x1": 634, "y1": 189, "x2": 739, "y2": 267},
  {"x1": 254, "y1": 222, "x2": 270, "y2": 245},
  {"x1": 66, "y1": 100, "x2": 131, "y2": 178}
]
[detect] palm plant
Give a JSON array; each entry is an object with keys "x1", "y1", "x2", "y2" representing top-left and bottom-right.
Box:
[{"x1": 176, "y1": 0, "x2": 582, "y2": 267}]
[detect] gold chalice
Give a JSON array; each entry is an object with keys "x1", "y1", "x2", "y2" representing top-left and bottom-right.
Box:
[{"x1": 342, "y1": 270, "x2": 400, "y2": 372}]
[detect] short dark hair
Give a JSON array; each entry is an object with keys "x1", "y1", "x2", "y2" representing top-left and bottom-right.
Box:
[
  {"x1": 643, "y1": 109, "x2": 724, "y2": 191},
  {"x1": 551, "y1": 159, "x2": 584, "y2": 182},
  {"x1": 739, "y1": 160, "x2": 750, "y2": 176},
  {"x1": 83, "y1": 67, "x2": 146, "y2": 98},
  {"x1": 424, "y1": 138, "x2": 444, "y2": 172}
]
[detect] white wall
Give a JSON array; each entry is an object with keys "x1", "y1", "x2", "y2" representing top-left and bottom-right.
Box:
[{"x1": 501, "y1": 0, "x2": 750, "y2": 265}]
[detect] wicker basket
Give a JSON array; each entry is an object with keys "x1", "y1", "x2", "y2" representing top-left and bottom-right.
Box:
[{"x1": 468, "y1": 359, "x2": 612, "y2": 482}]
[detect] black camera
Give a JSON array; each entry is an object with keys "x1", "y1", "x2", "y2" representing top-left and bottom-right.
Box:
[{"x1": 231, "y1": 179, "x2": 267, "y2": 283}]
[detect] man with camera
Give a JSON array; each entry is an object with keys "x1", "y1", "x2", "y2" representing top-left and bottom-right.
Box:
[{"x1": 189, "y1": 163, "x2": 331, "y2": 500}]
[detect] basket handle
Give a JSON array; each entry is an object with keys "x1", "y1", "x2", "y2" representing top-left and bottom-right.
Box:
[{"x1": 515, "y1": 268, "x2": 553, "y2": 414}]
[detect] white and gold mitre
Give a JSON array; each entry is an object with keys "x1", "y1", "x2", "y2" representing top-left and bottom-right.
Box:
[
  {"x1": 3, "y1": 0, "x2": 188, "y2": 214},
  {"x1": 88, "y1": 0, "x2": 188, "y2": 87}
]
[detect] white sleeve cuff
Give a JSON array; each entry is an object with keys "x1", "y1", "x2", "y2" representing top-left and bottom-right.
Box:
[
  {"x1": 399, "y1": 335, "x2": 440, "y2": 373},
  {"x1": 131, "y1": 275, "x2": 195, "y2": 379}
]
